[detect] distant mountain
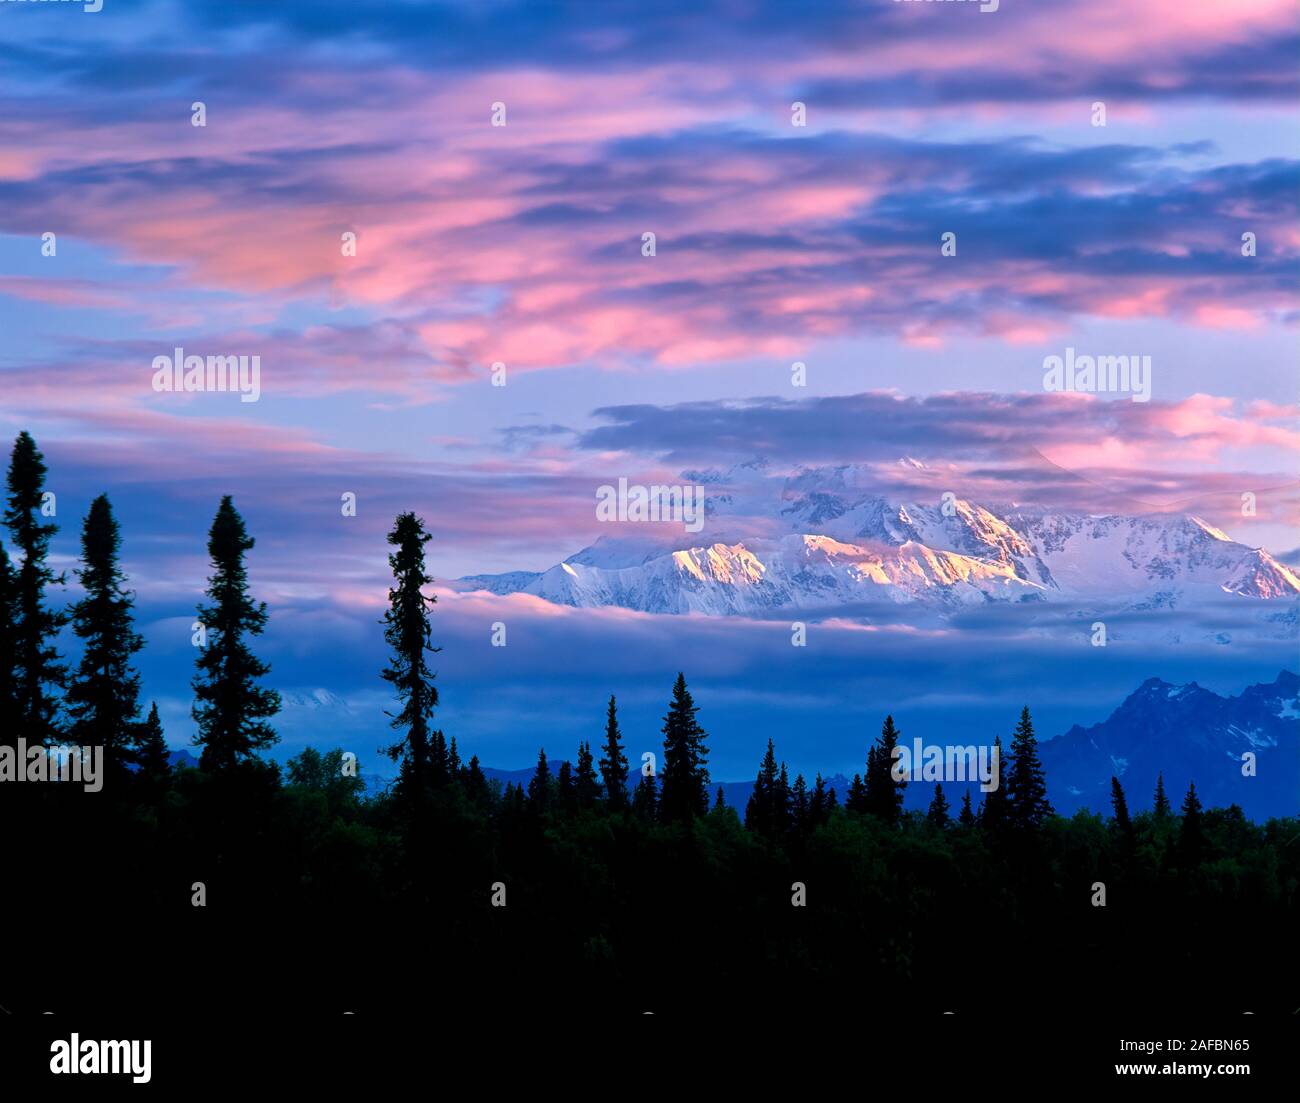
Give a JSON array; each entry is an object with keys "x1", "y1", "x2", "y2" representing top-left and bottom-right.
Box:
[
  {"x1": 482, "y1": 763, "x2": 565, "y2": 790},
  {"x1": 279, "y1": 689, "x2": 352, "y2": 712},
  {"x1": 454, "y1": 461, "x2": 1299, "y2": 638},
  {"x1": 167, "y1": 749, "x2": 200, "y2": 770},
  {"x1": 1038, "y1": 669, "x2": 1299, "y2": 820}
]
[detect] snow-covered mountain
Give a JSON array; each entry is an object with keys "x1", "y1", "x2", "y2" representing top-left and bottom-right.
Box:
[
  {"x1": 460, "y1": 532, "x2": 1049, "y2": 616},
  {"x1": 455, "y1": 462, "x2": 1299, "y2": 635}
]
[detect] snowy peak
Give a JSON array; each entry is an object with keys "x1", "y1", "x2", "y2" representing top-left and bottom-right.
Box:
[
  {"x1": 455, "y1": 463, "x2": 1298, "y2": 632},
  {"x1": 1116, "y1": 676, "x2": 1216, "y2": 717},
  {"x1": 1012, "y1": 511, "x2": 1300, "y2": 600},
  {"x1": 1222, "y1": 547, "x2": 1300, "y2": 598},
  {"x1": 456, "y1": 530, "x2": 1050, "y2": 617},
  {"x1": 280, "y1": 688, "x2": 352, "y2": 711},
  {"x1": 1187, "y1": 515, "x2": 1234, "y2": 543}
]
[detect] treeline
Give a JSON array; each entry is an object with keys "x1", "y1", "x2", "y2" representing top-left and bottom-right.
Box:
[{"x1": 3, "y1": 430, "x2": 1297, "y2": 1015}]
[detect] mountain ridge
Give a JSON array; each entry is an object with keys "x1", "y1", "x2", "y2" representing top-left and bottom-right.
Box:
[{"x1": 454, "y1": 464, "x2": 1299, "y2": 638}]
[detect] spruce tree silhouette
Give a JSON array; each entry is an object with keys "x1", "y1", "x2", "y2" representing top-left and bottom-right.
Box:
[
  {"x1": 846, "y1": 771, "x2": 867, "y2": 813},
  {"x1": 958, "y1": 789, "x2": 977, "y2": 828},
  {"x1": 809, "y1": 773, "x2": 830, "y2": 828},
  {"x1": 557, "y1": 759, "x2": 577, "y2": 816},
  {"x1": 658, "y1": 672, "x2": 710, "y2": 823},
  {"x1": 1006, "y1": 707, "x2": 1053, "y2": 829},
  {"x1": 380, "y1": 512, "x2": 439, "y2": 802},
  {"x1": 191, "y1": 496, "x2": 280, "y2": 772},
  {"x1": 4, "y1": 432, "x2": 66, "y2": 743},
  {"x1": 574, "y1": 740, "x2": 601, "y2": 809},
  {"x1": 744, "y1": 738, "x2": 783, "y2": 842},
  {"x1": 464, "y1": 754, "x2": 490, "y2": 808},
  {"x1": 927, "y1": 783, "x2": 951, "y2": 828},
  {"x1": 1153, "y1": 773, "x2": 1171, "y2": 819},
  {"x1": 864, "y1": 715, "x2": 906, "y2": 825},
  {"x1": 791, "y1": 773, "x2": 809, "y2": 838},
  {"x1": 1110, "y1": 776, "x2": 1133, "y2": 837},
  {"x1": 66, "y1": 495, "x2": 143, "y2": 782},
  {"x1": 598, "y1": 695, "x2": 629, "y2": 809},
  {"x1": 430, "y1": 729, "x2": 450, "y2": 787},
  {"x1": 1178, "y1": 781, "x2": 1206, "y2": 866},
  {"x1": 133, "y1": 702, "x2": 171, "y2": 791},
  {"x1": 981, "y1": 736, "x2": 1010, "y2": 833},
  {"x1": 528, "y1": 747, "x2": 552, "y2": 815}
]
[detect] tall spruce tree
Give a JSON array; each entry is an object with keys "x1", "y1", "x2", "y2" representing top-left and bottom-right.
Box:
[
  {"x1": 981, "y1": 736, "x2": 1010, "y2": 832},
  {"x1": 379, "y1": 512, "x2": 438, "y2": 797},
  {"x1": 574, "y1": 740, "x2": 601, "y2": 808},
  {"x1": 777, "y1": 762, "x2": 791, "y2": 826},
  {"x1": 1110, "y1": 776, "x2": 1133, "y2": 836},
  {"x1": 1153, "y1": 773, "x2": 1171, "y2": 819},
  {"x1": 864, "y1": 715, "x2": 906, "y2": 825},
  {"x1": 528, "y1": 747, "x2": 552, "y2": 815},
  {"x1": 1005, "y1": 707, "x2": 1052, "y2": 829},
  {"x1": 1178, "y1": 781, "x2": 1205, "y2": 865},
  {"x1": 557, "y1": 759, "x2": 576, "y2": 816},
  {"x1": 744, "y1": 739, "x2": 785, "y2": 842},
  {"x1": 191, "y1": 496, "x2": 280, "y2": 772},
  {"x1": 927, "y1": 783, "x2": 951, "y2": 828},
  {"x1": 464, "y1": 754, "x2": 491, "y2": 808},
  {"x1": 809, "y1": 773, "x2": 830, "y2": 827},
  {"x1": 791, "y1": 773, "x2": 809, "y2": 838},
  {"x1": 5, "y1": 432, "x2": 66, "y2": 743},
  {"x1": 133, "y1": 702, "x2": 171, "y2": 788},
  {"x1": 598, "y1": 695, "x2": 630, "y2": 809},
  {"x1": 430, "y1": 729, "x2": 450, "y2": 787},
  {"x1": 66, "y1": 495, "x2": 144, "y2": 780},
  {"x1": 958, "y1": 789, "x2": 976, "y2": 828},
  {"x1": 658, "y1": 672, "x2": 710, "y2": 823},
  {"x1": 846, "y1": 772, "x2": 867, "y2": 813}
]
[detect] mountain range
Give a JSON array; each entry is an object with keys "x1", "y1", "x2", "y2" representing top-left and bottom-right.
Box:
[
  {"x1": 455, "y1": 461, "x2": 1299, "y2": 640},
  {"x1": 1038, "y1": 668, "x2": 1299, "y2": 820},
  {"x1": 328, "y1": 670, "x2": 1297, "y2": 821}
]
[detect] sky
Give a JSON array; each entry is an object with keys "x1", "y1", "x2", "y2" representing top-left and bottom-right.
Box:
[{"x1": 1, "y1": 0, "x2": 1297, "y2": 780}]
